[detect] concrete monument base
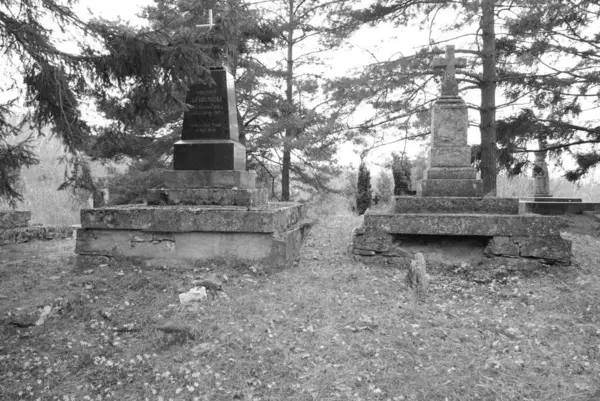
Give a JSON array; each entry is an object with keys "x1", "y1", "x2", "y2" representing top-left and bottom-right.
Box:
[
  {"x1": 75, "y1": 203, "x2": 312, "y2": 269},
  {"x1": 353, "y1": 196, "x2": 572, "y2": 267}
]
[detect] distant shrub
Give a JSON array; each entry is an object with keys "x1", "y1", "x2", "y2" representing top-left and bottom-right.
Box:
[
  {"x1": 101, "y1": 160, "x2": 165, "y2": 205},
  {"x1": 376, "y1": 170, "x2": 394, "y2": 202},
  {"x1": 306, "y1": 192, "x2": 354, "y2": 219},
  {"x1": 392, "y1": 153, "x2": 413, "y2": 195},
  {"x1": 356, "y1": 162, "x2": 372, "y2": 215}
]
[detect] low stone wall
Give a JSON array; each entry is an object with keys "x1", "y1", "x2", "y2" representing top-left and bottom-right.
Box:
[
  {"x1": 0, "y1": 211, "x2": 31, "y2": 229},
  {"x1": 0, "y1": 225, "x2": 75, "y2": 246}
]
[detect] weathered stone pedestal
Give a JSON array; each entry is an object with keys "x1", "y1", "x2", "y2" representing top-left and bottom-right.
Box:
[
  {"x1": 352, "y1": 45, "x2": 572, "y2": 270},
  {"x1": 417, "y1": 96, "x2": 483, "y2": 197},
  {"x1": 354, "y1": 197, "x2": 572, "y2": 267},
  {"x1": 75, "y1": 67, "x2": 311, "y2": 268},
  {"x1": 519, "y1": 198, "x2": 600, "y2": 215},
  {"x1": 76, "y1": 171, "x2": 310, "y2": 269},
  {"x1": 75, "y1": 203, "x2": 311, "y2": 267}
]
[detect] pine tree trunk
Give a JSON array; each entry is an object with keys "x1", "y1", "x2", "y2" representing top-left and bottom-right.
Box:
[
  {"x1": 480, "y1": 0, "x2": 497, "y2": 195},
  {"x1": 282, "y1": 0, "x2": 294, "y2": 201}
]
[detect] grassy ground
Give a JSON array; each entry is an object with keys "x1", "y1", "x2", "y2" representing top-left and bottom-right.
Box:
[{"x1": 1, "y1": 209, "x2": 600, "y2": 401}]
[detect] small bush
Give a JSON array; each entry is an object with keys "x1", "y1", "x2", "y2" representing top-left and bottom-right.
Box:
[
  {"x1": 392, "y1": 153, "x2": 413, "y2": 195},
  {"x1": 101, "y1": 160, "x2": 165, "y2": 205},
  {"x1": 376, "y1": 170, "x2": 394, "y2": 202}
]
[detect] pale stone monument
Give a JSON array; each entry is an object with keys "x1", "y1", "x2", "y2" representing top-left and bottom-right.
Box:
[
  {"x1": 519, "y1": 140, "x2": 592, "y2": 214},
  {"x1": 418, "y1": 45, "x2": 482, "y2": 197},
  {"x1": 532, "y1": 141, "x2": 551, "y2": 197},
  {"x1": 352, "y1": 45, "x2": 572, "y2": 268}
]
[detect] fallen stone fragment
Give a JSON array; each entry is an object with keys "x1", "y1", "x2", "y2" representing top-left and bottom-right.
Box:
[
  {"x1": 113, "y1": 323, "x2": 140, "y2": 332},
  {"x1": 6, "y1": 305, "x2": 53, "y2": 328},
  {"x1": 178, "y1": 287, "x2": 207, "y2": 304},
  {"x1": 353, "y1": 249, "x2": 376, "y2": 256},
  {"x1": 405, "y1": 253, "x2": 428, "y2": 298}
]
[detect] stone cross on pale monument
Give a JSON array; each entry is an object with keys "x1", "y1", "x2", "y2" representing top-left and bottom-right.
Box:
[
  {"x1": 532, "y1": 138, "x2": 551, "y2": 197},
  {"x1": 433, "y1": 45, "x2": 466, "y2": 97},
  {"x1": 197, "y1": 9, "x2": 214, "y2": 29},
  {"x1": 416, "y1": 45, "x2": 483, "y2": 197}
]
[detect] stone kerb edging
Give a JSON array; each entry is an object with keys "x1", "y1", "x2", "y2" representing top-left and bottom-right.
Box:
[
  {"x1": 0, "y1": 211, "x2": 31, "y2": 229},
  {"x1": 0, "y1": 225, "x2": 75, "y2": 245}
]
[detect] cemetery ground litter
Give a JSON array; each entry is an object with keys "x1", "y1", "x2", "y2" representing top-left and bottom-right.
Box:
[{"x1": 1, "y1": 213, "x2": 600, "y2": 401}]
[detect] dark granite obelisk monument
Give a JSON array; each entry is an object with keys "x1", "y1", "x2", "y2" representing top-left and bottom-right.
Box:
[
  {"x1": 146, "y1": 12, "x2": 267, "y2": 207},
  {"x1": 418, "y1": 45, "x2": 483, "y2": 197},
  {"x1": 76, "y1": 11, "x2": 311, "y2": 268},
  {"x1": 145, "y1": 66, "x2": 269, "y2": 207}
]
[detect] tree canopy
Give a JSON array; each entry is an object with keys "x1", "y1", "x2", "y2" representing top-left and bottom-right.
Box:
[
  {"x1": 2, "y1": 0, "x2": 599, "y2": 206},
  {"x1": 329, "y1": 0, "x2": 600, "y2": 188},
  {"x1": 0, "y1": 0, "x2": 219, "y2": 205}
]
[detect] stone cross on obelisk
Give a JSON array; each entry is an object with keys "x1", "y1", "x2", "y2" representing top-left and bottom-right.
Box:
[
  {"x1": 416, "y1": 45, "x2": 483, "y2": 197},
  {"x1": 197, "y1": 9, "x2": 214, "y2": 29},
  {"x1": 432, "y1": 45, "x2": 466, "y2": 97}
]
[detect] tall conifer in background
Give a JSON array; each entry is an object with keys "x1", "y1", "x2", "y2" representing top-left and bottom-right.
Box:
[{"x1": 356, "y1": 162, "x2": 371, "y2": 215}]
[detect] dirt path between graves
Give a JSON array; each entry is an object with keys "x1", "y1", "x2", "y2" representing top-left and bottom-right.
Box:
[{"x1": 1, "y1": 213, "x2": 599, "y2": 401}]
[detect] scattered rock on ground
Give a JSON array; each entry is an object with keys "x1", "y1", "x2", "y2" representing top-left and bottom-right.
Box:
[{"x1": 178, "y1": 287, "x2": 207, "y2": 304}]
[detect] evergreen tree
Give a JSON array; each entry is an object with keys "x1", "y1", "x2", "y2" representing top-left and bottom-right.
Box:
[
  {"x1": 0, "y1": 0, "x2": 222, "y2": 205},
  {"x1": 356, "y1": 162, "x2": 371, "y2": 215},
  {"x1": 248, "y1": 0, "x2": 353, "y2": 200}
]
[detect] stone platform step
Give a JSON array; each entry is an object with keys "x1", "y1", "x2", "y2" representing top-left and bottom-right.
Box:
[
  {"x1": 80, "y1": 203, "x2": 303, "y2": 233},
  {"x1": 163, "y1": 170, "x2": 257, "y2": 189},
  {"x1": 393, "y1": 196, "x2": 518, "y2": 214},
  {"x1": 519, "y1": 201, "x2": 600, "y2": 215},
  {"x1": 147, "y1": 188, "x2": 269, "y2": 207},
  {"x1": 520, "y1": 197, "x2": 582, "y2": 203},
  {"x1": 417, "y1": 178, "x2": 483, "y2": 197},
  {"x1": 364, "y1": 211, "x2": 565, "y2": 236}
]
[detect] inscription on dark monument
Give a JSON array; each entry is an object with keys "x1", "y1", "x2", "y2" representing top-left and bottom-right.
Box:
[{"x1": 181, "y1": 68, "x2": 239, "y2": 141}]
